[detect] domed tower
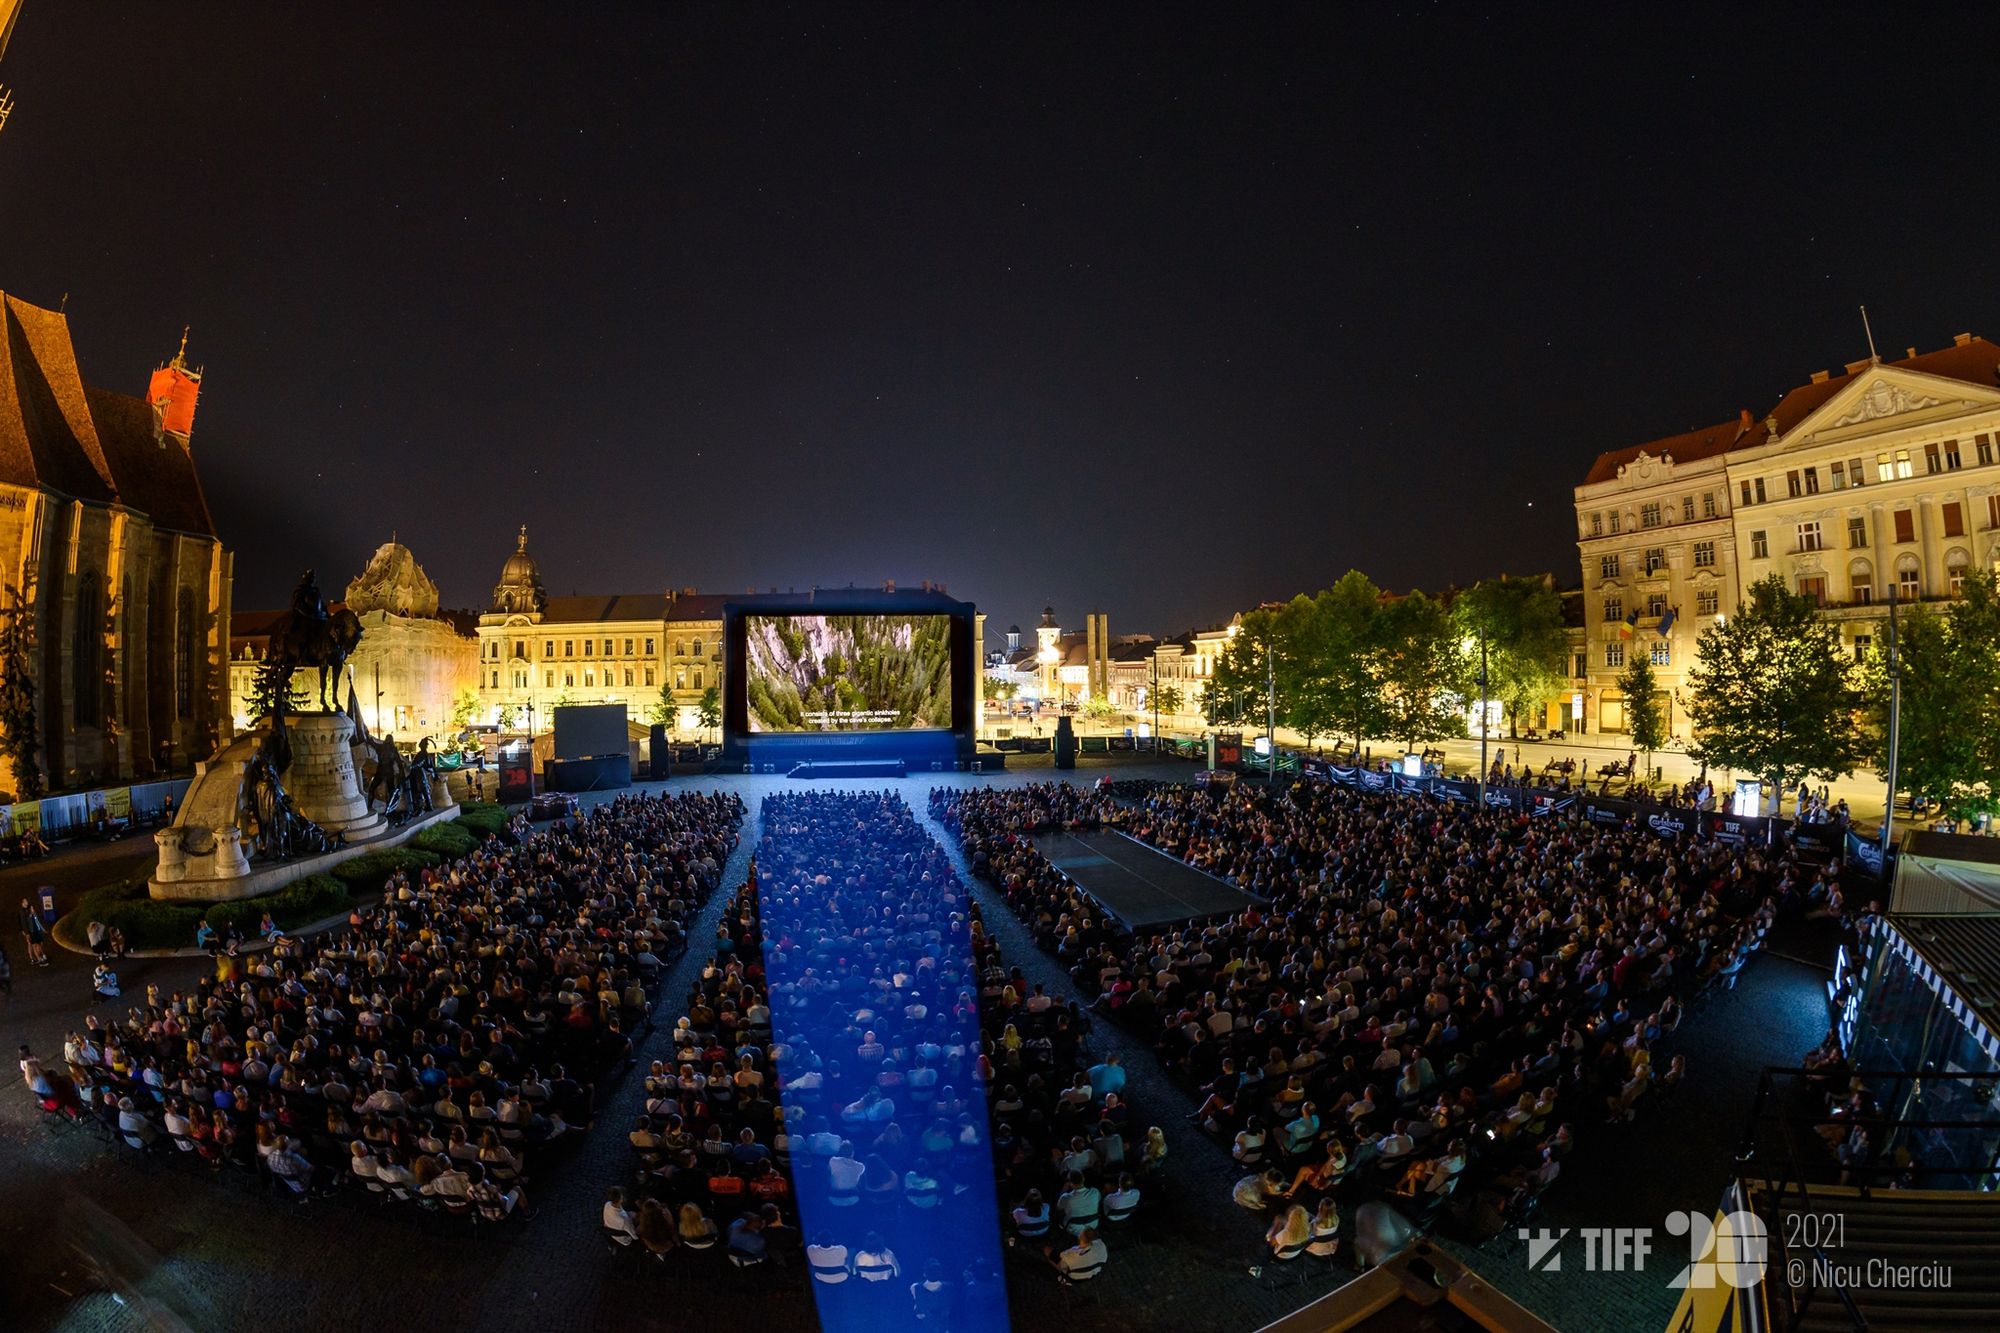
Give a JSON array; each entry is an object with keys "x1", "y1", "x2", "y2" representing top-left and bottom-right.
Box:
[{"x1": 491, "y1": 525, "x2": 547, "y2": 617}]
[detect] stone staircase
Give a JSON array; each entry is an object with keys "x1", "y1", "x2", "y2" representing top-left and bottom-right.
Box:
[{"x1": 1757, "y1": 1185, "x2": 2000, "y2": 1332}]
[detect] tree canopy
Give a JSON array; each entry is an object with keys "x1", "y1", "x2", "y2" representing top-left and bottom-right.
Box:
[
  {"x1": 1861, "y1": 568, "x2": 2000, "y2": 824},
  {"x1": 1687, "y1": 573, "x2": 1864, "y2": 809},
  {"x1": 1454, "y1": 576, "x2": 1568, "y2": 736}
]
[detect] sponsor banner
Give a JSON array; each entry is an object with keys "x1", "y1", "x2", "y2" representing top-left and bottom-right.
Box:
[
  {"x1": 104, "y1": 786, "x2": 132, "y2": 818},
  {"x1": 1582, "y1": 796, "x2": 1635, "y2": 825},
  {"x1": 1699, "y1": 811, "x2": 1770, "y2": 845},
  {"x1": 1847, "y1": 831, "x2": 1885, "y2": 878},
  {"x1": 1645, "y1": 809, "x2": 1692, "y2": 837},
  {"x1": 1790, "y1": 821, "x2": 1843, "y2": 863}
]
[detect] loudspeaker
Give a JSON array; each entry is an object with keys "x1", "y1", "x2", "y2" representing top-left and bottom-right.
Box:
[
  {"x1": 649, "y1": 724, "x2": 669, "y2": 780},
  {"x1": 1054, "y1": 715, "x2": 1078, "y2": 770}
]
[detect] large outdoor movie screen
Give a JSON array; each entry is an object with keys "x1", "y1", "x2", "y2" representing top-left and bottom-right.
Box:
[{"x1": 744, "y1": 613, "x2": 955, "y2": 732}]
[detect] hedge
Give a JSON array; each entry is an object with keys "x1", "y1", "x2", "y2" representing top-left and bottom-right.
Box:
[
  {"x1": 412, "y1": 820, "x2": 478, "y2": 860},
  {"x1": 71, "y1": 870, "x2": 357, "y2": 952},
  {"x1": 454, "y1": 802, "x2": 512, "y2": 836},
  {"x1": 331, "y1": 846, "x2": 440, "y2": 893}
]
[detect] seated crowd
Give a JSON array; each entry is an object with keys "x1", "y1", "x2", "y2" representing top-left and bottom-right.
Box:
[
  {"x1": 611, "y1": 790, "x2": 1146, "y2": 1319},
  {"x1": 935, "y1": 776, "x2": 1811, "y2": 1254},
  {"x1": 30, "y1": 790, "x2": 742, "y2": 1226}
]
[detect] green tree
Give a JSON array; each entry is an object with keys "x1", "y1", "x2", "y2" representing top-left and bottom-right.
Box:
[
  {"x1": 1204, "y1": 611, "x2": 1274, "y2": 728},
  {"x1": 0, "y1": 583, "x2": 44, "y2": 798},
  {"x1": 494, "y1": 703, "x2": 521, "y2": 731},
  {"x1": 1862, "y1": 568, "x2": 2000, "y2": 824},
  {"x1": 1687, "y1": 574, "x2": 1864, "y2": 814},
  {"x1": 1455, "y1": 576, "x2": 1568, "y2": 737},
  {"x1": 646, "y1": 685, "x2": 678, "y2": 728},
  {"x1": 1083, "y1": 693, "x2": 1116, "y2": 721},
  {"x1": 1619, "y1": 651, "x2": 1665, "y2": 779},
  {"x1": 697, "y1": 685, "x2": 723, "y2": 741},
  {"x1": 447, "y1": 687, "x2": 480, "y2": 732},
  {"x1": 1151, "y1": 683, "x2": 1184, "y2": 716},
  {"x1": 1376, "y1": 590, "x2": 1466, "y2": 751},
  {"x1": 1311, "y1": 571, "x2": 1390, "y2": 754}
]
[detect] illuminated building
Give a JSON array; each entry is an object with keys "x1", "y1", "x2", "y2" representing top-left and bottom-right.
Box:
[
  {"x1": 1574, "y1": 333, "x2": 2000, "y2": 735},
  {"x1": 227, "y1": 539, "x2": 478, "y2": 738},
  {"x1": 0, "y1": 291, "x2": 231, "y2": 792},
  {"x1": 474, "y1": 526, "x2": 727, "y2": 736}
]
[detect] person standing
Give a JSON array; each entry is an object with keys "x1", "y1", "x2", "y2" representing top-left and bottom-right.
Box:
[{"x1": 18, "y1": 897, "x2": 49, "y2": 967}]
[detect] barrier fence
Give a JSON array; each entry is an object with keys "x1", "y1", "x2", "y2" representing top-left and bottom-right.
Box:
[{"x1": 2, "y1": 777, "x2": 190, "y2": 839}]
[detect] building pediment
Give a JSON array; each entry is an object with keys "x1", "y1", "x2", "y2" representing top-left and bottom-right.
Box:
[{"x1": 1782, "y1": 365, "x2": 2000, "y2": 449}]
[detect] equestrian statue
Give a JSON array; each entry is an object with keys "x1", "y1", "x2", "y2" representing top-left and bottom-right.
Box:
[{"x1": 266, "y1": 570, "x2": 363, "y2": 712}]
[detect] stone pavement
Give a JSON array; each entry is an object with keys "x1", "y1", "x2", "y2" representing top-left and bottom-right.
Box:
[{"x1": 0, "y1": 767, "x2": 1841, "y2": 1333}]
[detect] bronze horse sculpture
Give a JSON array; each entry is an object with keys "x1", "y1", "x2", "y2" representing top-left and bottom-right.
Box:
[{"x1": 268, "y1": 570, "x2": 363, "y2": 712}]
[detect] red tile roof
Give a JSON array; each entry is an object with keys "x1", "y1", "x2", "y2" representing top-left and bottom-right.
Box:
[{"x1": 1586, "y1": 337, "x2": 2000, "y2": 487}]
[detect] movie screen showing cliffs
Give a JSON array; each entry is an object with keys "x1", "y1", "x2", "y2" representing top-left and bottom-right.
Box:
[{"x1": 743, "y1": 614, "x2": 955, "y2": 733}]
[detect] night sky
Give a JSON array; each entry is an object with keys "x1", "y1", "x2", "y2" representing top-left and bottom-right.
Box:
[{"x1": 4, "y1": 3, "x2": 1998, "y2": 643}]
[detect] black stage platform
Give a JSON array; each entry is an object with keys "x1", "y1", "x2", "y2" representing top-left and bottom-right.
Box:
[
  {"x1": 788, "y1": 759, "x2": 908, "y2": 779},
  {"x1": 1031, "y1": 829, "x2": 1261, "y2": 932}
]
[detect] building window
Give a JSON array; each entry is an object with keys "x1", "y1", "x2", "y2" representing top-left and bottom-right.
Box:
[
  {"x1": 1978, "y1": 434, "x2": 1995, "y2": 466},
  {"x1": 1849, "y1": 559, "x2": 1873, "y2": 604},
  {"x1": 1640, "y1": 502, "x2": 1661, "y2": 529},
  {"x1": 1600, "y1": 554, "x2": 1621, "y2": 579},
  {"x1": 582, "y1": 640, "x2": 592, "y2": 658},
  {"x1": 1925, "y1": 443, "x2": 1942, "y2": 473},
  {"x1": 675, "y1": 667, "x2": 687, "y2": 689},
  {"x1": 1602, "y1": 597, "x2": 1624, "y2": 623},
  {"x1": 1609, "y1": 512, "x2": 1622, "y2": 534},
  {"x1": 1692, "y1": 540, "x2": 1714, "y2": 568},
  {"x1": 1895, "y1": 449, "x2": 1913, "y2": 478},
  {"x1": 1605, "y1": 642, "x2": 1625, "y2": 668},
  {"x1": 1696, "y1": 589, "x2": 1719, "y2": 616},
  {"x1": 1853, "y1": 634, "x2": 1872, "y2": 662},
  {"x1": 1590, "y1": 512, "x2": 1603, "y2": 537},
  {"x1": 692, "y1": 639, "x2": 705, "y2": 657},
  {"x1": 545, "y1": 671, "x2": 554, "y2": 688},
  {"x1": 1739, "y1": 480, "x2": 1753, "y2": 507},
  {"x1": 1804, "y1": 466, "x2": 1820, "y2": 494},
  {"x1": 644, "y1": 638, "x2": 655, "y2": 655},
  {"x1": 1849, "y1": 456, "x2": 1865, "y2": 486},
  {"x1": 1831, "y1": 460, "x2": 1847, "y2": 490},
  {"x1": 1948, "y1": 550, "x2": 1971, "y2": 596},
  {"x1": 675, "y1": 640, "x2": 685, "y2": 656},
  {"x1": 1703, "y1": 492, "x2": 1717, "y2": 518},
  {"x1": 1649, "y1": 641, "x2": 1670, "y2": 667},
  {"x1": 543, "y1": 640, "x2": 554, "y2": 658},
  {"x1": 1945, "y1": 439, "x2": 1962, "y2": 470},
  {"x1": 644, "y1": 667, "x2": 655, "y2": 687},
  {"x1": 1682, "y1": 495, "x2": 1695, "y2": 521},
  {"x1": 583, "y1": 670, "x2": 594, "y2": 687},
  {"x1": 1848, "y1": 516, "x2": 1867, "y2": 548},
  {"x1": 1893, "y1": 509, "x2": 1915, "y2": 543},
  {"x1": 603, "y1": 639, "x2": 613, "y2": 656},
  {"x1": 564, "y1": 672, "x2": 575, "y2": 687},
  {"x1": 1798, "y1": 575, "x2": 1826, "y2": 607},
  {"x1": 1644, "y1": 547, "x2": 1665, "y2": 574},
  {"x1": 1990, "y1": 494, "x2": 2000, "y2": 529},
  {"x1": 514, "y1": 672, "x2": 526, "y2": 688},
  {"x1": 1897, "y1": 556, "x2": 1921, "y2": 601},
  {"x1": 623, "y1": 669, "x2": 634, "y2": 687},
  {"x1": 1786, "y1": 470, "x2": 1802, "y2": 498},
  {"x1": 1751, "y1": 530, "x2": 1769, "y2": 559},
  {"x1": 624, "y1": 638, "x2": 634, "y2": 656},
  {"x1": 1573, "y1": 652, "x2": 1587, "y2": 678},
  {"x1": 1646, "y1": 593, "x2": 1667, "y2": 618},
  {"x1": 1943, "y1": 501, "x2": 1965, "y2": 538},
  {"x1": 564, "y1": 640, "x2": 574, "y2": 656},
  {"x1": 72, "y1": 572, "x2": 102, "y2": 727},
  {"x1": 693, "y1": 668, "x2": 704, "y2": 689},
  {"x1": 1797, "y1": 521, "x2": 1824, "y2": 553}
]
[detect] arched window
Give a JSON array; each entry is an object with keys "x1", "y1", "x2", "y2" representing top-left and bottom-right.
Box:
[
  {"x1": 1947, "y1": 547, "x2": 1971, "y2": 597},
  {"x1": 1895, "y1": 554, "x2": 1922, "y2": 602},
  {"x1": 177, "y1": 587, "x2": 199, "y2": 717},
  {"x1": 1846, "y1": 558, "x2": 1873, "y2": 605},
  {"x1": 72, "y1": 572, "x2": 102, "y2": 727}
]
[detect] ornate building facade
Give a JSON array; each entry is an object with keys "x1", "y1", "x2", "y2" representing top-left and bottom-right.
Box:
[
  {"x1": 227, "y1": 540, "x2": 479, "y2": 740},
  {"x1": 1, "y1": 291, "x2": 232, "y2": 794},
  {"x1": 1574, "y1": 333, "x2": 2000, "y2": 735},
  {"x1": 474, "y1": 527, "x2": 728, "y2": 736}
]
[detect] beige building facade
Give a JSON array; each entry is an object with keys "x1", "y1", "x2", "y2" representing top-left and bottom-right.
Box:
[
  {"x1": 1574, "y1": 334, "x2": 2000, "y2": 736},
  {"x1": 474, "y1": 527, "x2": 726, "y2": 737}
]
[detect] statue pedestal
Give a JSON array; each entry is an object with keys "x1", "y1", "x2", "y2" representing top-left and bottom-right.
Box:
[{"x1": 289, "y1": 712, "x2": 386, "y2": 840}]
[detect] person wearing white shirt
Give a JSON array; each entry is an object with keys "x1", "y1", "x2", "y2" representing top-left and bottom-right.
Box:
[
  {"x1": 853, "y1": 1233, "x2": 900, "y2": 1283},
  {"x1": 602, "y1": 1186, "x2": 640, "y2": 1245},
  {"x1": 805, "y1": 1232, "x2": 851, "y2": 1285}
]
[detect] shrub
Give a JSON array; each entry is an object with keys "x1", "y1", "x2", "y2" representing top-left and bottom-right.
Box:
[
  {"x1": 412, "y1": 820, "x2": 477, "y2": 860},
  {"x1": 331, "y1": 846, "x2": 440, "y2": 893},
  {"x1": 454, "y1": 801, "x2": 511, "y2": 836}
]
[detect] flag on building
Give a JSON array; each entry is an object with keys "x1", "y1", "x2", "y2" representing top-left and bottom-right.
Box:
[
  {"x1": 1619, "y1": 609, "x2": 1638, "y2": 639},
  {"x1": 1657, "y1": 607, "x2": 1677, "y2": 637}
]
